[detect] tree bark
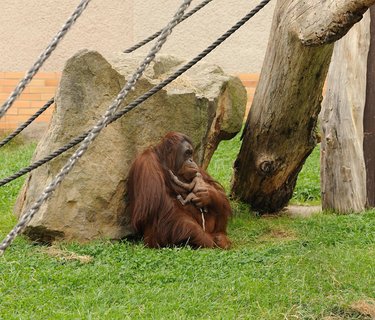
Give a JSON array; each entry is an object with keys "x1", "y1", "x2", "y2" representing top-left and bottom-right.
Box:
[
  {"x1": 231, "y1": 0, "x2": 375, "y2": 213},
  {"x1": 321, "y1": 12, "x2": 370, "y2": 213},
  {"x1": 364, "y1": 7, "x2": 375, "y2": 207}
]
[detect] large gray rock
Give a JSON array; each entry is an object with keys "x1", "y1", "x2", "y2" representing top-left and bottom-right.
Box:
[{"x1": 15, "y1": 50, "x2": 246, "y2": 243}]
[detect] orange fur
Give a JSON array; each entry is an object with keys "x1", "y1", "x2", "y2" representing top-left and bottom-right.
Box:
[{"x1": 126, "y1": 132, "x2": 231, "y2": 249}]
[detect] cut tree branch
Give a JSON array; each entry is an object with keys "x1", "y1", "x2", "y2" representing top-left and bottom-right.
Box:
[
  {"x1": 231, "y1": 0, "x2": 375, "y2": 213},
  {"x1": 296, "y1": 0, "x2": 375, "y2": 46}
]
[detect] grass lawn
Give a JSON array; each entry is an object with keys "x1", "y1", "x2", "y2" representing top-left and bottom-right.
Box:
[{"x1": 0, "y1": 135, "x2": 374, "y2": 319}]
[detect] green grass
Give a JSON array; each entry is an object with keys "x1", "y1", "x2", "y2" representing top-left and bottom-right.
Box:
[
  {"x1": 291, "y1": 145, "x2": 321, "y2": 205},
  {"x1": 0, "y1": 137, "x2": 36, "y2": 231},
  {"x1": 0, "y1": 134, "x2": 374, "y2": 319}
]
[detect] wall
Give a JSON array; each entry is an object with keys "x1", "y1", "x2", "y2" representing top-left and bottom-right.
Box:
[
  {"x1": 0, "y1": 0, "x2": 274, "y2": 131},
  {"x1": 1, "y1": 0, "x2": 134, "y2": 72},
  {"x1": 0, "y1": 72, "x2": 258, "y2": 132},
  {"x1": 0, "y1": 72, "x2": 59, "y2": 131},
  {"x1": 132, "y1": 0, "x2": 275, "y2": 74}
]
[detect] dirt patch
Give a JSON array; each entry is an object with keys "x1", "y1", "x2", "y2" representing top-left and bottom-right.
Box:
[
  {"x1": 324, "y1": 300, "x2": 375, "y2": 320},
  {"x1": 259, "y1": 228, "x2": 297, "y2": 242},
  {"x1": 260, "y1": 205, "x2": 321, "y2": 218},
  {"x1": 40, "y1": 246, "x2": 93, "y2": 264},
  {"x1": 350, "y1": 299, "x2": 375, "y2": 318},
  {"x1": 283, "y1": 205, "x2": 322, "y2": 218}
]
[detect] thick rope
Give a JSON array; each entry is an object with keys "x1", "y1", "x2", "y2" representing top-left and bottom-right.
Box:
[
  {"x1": 0, "y1": 98, "x2": 54, "y2": 148},
  {"x1": 201, "y1": 209, "x2": 206, "y2": 231},
  {"x1": 0, "y1": 0, "x2": 91, "y2": 120},
  {"x1": 124, "y1": 0, "x2": 213, "y2": 54},
  {"x1": 0, "y1": 0, "x2": 213, "y2": 148},
  {"x1": 0, "y1": 0, "x2": 193, "y2": 256},
  {"x1": 0, "y1": 0, "x2": 272, "y2": 189}
]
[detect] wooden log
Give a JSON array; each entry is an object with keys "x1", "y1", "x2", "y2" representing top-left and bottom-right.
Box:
[
  {"x1": 321, "y1": 12, "x2": 370, "y2": 213},
  {"x1": 231, "y1": 0, "x2": 375, "y2": 213}
]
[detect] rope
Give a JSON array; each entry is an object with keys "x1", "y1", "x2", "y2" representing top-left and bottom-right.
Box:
[
  {"x1": 200, "y1": 209, "x2": 206, "y2": 231},
  {"x1": 0, "y1": 1, "x2": 212, "y2": 148},
  {"x1": 0, "y1": 0, "x2": 91, "y2": 120},
  {"x1": 0, "y1": 0, "x2": 272, "y2": 188},
  {"x1": 0, "y1": 98, "x2": 54, "y2": 148},
  {"x1": 124, "y1": 0, "x2": 213, "y2": 54},
  {"x1": 0, "y1": 1, "x2": 211, "y2": 147},
  {"x1": 0, "y1": 0, "x2": 193, "y2": 256}
]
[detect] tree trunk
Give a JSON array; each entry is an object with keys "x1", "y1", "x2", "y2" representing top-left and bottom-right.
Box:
[
  {"x1": 231, "y1": 0, "x2": 375, "y2": 213},
  {"x1": 364, "y1": 7, "x2": 375, "y2": 207},
  {"x1": 321, "y1": 12, "x2": 370, "y2": 213}
]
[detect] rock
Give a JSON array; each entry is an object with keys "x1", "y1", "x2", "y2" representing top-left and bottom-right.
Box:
[
  {"x1": 14, "y1": 49, "x2": 246, "y2": 243},
  {"x1": 20, "y1": 122, "x2": 49, "y2": 143}
]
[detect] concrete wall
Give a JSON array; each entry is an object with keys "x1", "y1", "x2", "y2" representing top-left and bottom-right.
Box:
[
  {"x1": 0, "y1": 0, "x2": 275, "y2": 74},
  {"x1": 0, "y1": 0, "x2": 275, "y2": 131},
  {"x1": 1, "y1": 0, "x2": 134, "y2": 72},
  {"x1": 132, "y1": 0, "x2": 275, "y2": 74}
]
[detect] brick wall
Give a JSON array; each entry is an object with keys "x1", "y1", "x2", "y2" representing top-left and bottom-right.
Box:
[
  {"x1": 0, "y1": 72, "x2": 258, "y2": 132},
  {"x1": 237, "y1": 73, "x2": 259, "y2": 116},
  {"x1": 0, "y1": 72, "x2": 60, "y2": 132}
]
